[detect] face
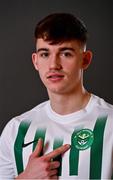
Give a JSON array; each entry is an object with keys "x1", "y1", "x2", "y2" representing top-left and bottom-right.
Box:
[{"x1": 32, "y1": 38, "x2": 92, "y2": 96}]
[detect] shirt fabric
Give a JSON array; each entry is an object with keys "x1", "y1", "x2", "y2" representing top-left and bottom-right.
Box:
[{"x1": 0, "y1": 94, "x2": 113, "y2": 179}]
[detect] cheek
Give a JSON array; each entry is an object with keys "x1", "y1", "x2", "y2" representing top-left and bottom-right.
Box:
[
  {"x1": 38, "y1": 70, "x2": 46, "y2": 85},
  {"x1": 67, "y1": 64, "x2": 82, "y2": 81},
  {"x1": 38, "y1": 68, "x2": 45, "y2": 78},
  {"x1": 38, "y1": 61, "x2": 47, "y2": 72},
  {"x1": 38, "y1": 64, "x2": 48, "y2": 80},
  {"x1": 63, "y1": 62, "x2": 80, "y2": 73}
]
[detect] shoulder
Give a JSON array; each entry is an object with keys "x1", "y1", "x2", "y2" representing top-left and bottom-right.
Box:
[
  {"x1": 0, "y1": 100, "x2": 49, "y2": 140},
  {"x1": 92, "y1": 94, "x2": 113, "y2": 116},
  {"x1": 16, "y1": 100, "x2": 49, "y2": 120}
]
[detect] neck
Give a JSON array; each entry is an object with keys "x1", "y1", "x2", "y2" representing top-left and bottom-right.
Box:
[{"x1": 48, "y1": 87, "x2": 91, "y2": 115}]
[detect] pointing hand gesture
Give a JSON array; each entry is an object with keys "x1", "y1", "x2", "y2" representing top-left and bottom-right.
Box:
[{"x1": 15, "y1": 139, "x2": 70, "y2": 179}]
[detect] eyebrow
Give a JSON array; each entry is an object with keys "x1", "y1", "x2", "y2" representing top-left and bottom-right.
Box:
[
  {"x1": 59, "y1": 47, "x2": 75, "y2": 52},
  {"x1": 36, "y1": 47, "x2": 75, "y2": 53},
  {"x1": 36, "y1": 48, "x2": 49, "y2": 53}
]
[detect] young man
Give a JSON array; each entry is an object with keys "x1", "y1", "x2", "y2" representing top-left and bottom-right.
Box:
[{"x1": 0, "y1": 13, "x2": 113, "y2": 179}]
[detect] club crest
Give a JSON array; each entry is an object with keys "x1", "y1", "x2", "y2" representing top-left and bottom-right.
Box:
[{"x1": 73, "y1": 129, "x2": 94, "y2": 150}]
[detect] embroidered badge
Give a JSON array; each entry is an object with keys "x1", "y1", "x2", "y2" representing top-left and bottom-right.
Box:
[{"x1": 73, "y1": 129, "x2": 94, "y2": 150}]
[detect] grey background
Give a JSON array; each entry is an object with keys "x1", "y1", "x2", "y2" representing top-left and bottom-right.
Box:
[{"x1": 0, "y1": 0, "x2": 113, "y2": 134}]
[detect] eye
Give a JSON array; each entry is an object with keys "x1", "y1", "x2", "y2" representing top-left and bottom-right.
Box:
[
  {"x1": 61, "y1": 51, "x2": 73, "y2": 58},
  {"x1": 39, "y1": 52, "x2": 49, "y2": 58}
]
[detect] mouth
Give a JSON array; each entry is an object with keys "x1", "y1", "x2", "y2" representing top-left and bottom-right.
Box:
[{"x1": 47, "y1": 73, "x2": 64, "y2": 81}]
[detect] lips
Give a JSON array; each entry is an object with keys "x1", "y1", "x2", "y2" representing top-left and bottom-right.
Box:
[{"x1": 47, "y1": 73, "x2": 64, "y2": 80}]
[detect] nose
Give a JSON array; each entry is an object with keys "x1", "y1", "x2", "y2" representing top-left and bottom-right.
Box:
[{"x1": 49, "y1": 54, "x2": 62, "y2": 70}]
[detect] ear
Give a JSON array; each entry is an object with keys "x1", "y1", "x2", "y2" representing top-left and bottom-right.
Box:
[
  {"x1": 32, "y1": 53, "x2": 39, "y2": 71},
  {"x1": 82, "y1": 50, "x2": 93, "y2": 70}
]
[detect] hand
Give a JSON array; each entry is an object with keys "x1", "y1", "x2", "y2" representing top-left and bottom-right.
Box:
[{"x1": 15, "y1": 138, "x2": 70, "y2": 179}]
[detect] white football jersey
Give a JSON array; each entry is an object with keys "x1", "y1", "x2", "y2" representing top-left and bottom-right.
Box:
[{"x1": 0, "y1": 94, "x2": 113, "y2": 179}]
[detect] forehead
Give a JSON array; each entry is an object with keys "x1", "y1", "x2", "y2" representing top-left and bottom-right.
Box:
[{"x1": 36, "y1": 38, "x2": 83, "y2": 51}]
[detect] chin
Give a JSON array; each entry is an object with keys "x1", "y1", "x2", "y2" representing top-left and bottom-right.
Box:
[
  {"x1": 47, "y1": 86, "x2": 70, "y2": 95},
  {"x1": 47, "y1": 86, "x2": 64, "y2": 94}
]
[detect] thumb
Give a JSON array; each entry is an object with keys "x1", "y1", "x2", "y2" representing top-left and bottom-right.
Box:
[{"x1": 32, "y1": 138, "x2": 43, "y2": 157}]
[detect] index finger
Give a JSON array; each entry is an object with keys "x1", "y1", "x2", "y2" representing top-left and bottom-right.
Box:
[{"x1": 44, "y1": 144, "x2": 70, "y2": 161}]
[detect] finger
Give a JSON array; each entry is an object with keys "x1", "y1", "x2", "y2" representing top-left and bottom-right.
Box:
[
  {"x1": 49, "y1": 161, "x2": 60, "y2": 170},
  {"x1": 49, "y1": 169, "x2": 58, "y2": 176},
  {"x1": 45, "y1": 144, "x2": 70, "y2": 161},
  {"x1": 32, "y1": 138, "x2": 43, "y2": 157},
  {"x1": 50, "y1": 175, "x2": 58, "y2": 179}
]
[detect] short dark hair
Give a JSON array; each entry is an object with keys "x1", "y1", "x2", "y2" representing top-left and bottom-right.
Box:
[{"x1": 34, "y1": 13, "x2": 88, "y2": 45}]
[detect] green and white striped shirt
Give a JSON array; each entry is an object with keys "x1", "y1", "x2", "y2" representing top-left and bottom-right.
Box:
[{"x1": 0, "y1": 94, "x2": 113, "y2": 179}]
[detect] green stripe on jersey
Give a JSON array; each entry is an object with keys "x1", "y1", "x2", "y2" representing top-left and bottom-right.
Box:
[
  {"x1": 14, "y1": 120, "x2": 31, "y2": 174},
  {"x1": 69, "y1": 129, "x2": 81, "y2": 175},
  {"x1": 32, "y1": 128, "x2": 46, "y2": 155},
  {"x1": 53, "y1": 138, "x2": 63, "y2": 176},
  {"x1": 90, "y1": 116, "x2": 107, "y2": 179}
]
